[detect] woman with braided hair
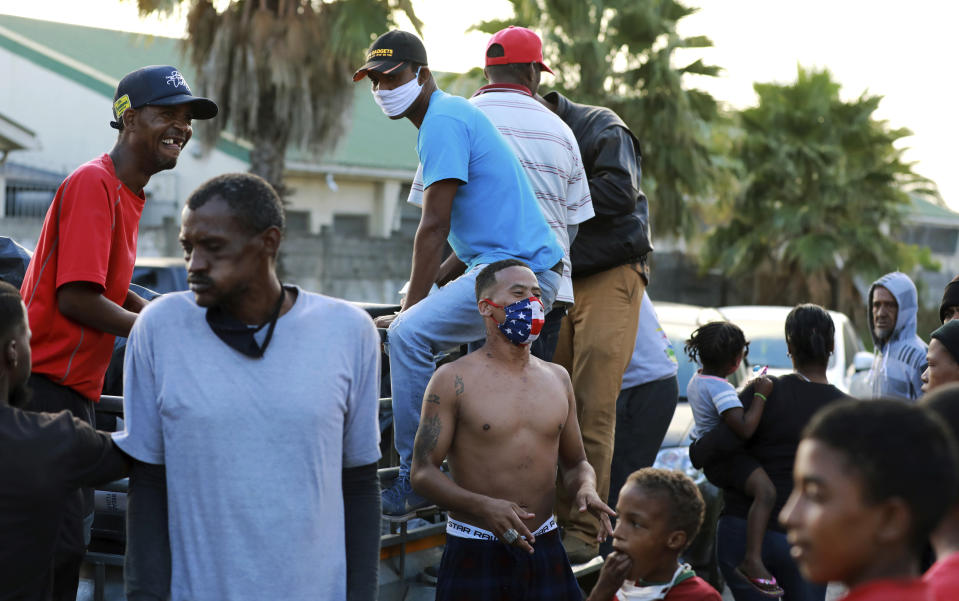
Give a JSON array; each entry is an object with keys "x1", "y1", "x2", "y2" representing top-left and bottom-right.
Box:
[{"x1": 705, "y1": 304, "x2": 849, "y2": 601}]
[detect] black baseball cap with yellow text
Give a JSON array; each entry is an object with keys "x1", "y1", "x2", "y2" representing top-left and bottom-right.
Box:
[{"x1": 353, "y1": 30, "x2": 428, "y2": 82}]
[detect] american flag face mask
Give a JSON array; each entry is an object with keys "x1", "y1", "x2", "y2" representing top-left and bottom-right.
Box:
[{"x1": 484, "y1": 296, "x2": 545, "y2": 346}]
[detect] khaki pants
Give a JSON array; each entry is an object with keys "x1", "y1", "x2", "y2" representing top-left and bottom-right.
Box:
[{"x1": 553, "y1": 262, "x2": 644, "y2": 544}]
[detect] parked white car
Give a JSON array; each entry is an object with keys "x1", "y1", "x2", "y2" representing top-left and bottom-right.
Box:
[{"x1": 718, "y1": 305, "x2": 871, "y2": 393}]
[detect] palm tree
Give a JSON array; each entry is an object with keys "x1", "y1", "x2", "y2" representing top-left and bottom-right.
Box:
[
  {"x1": 136, "y1": 0, "x2": 421, "y2": 197},
  {"x1": 474, "y1": 0, "x2": 723, "y2": 237},
  {"x1": 703, "y1": 67, "x2": 937, "y2": 318}
]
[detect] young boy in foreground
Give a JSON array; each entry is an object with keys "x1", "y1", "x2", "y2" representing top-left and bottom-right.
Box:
[
  {"x1": 780, "y1": 399, "x2": 958, "y2": 601},
  {"x1": 920, "y1": 383, "x2": 959, "y2": 599},
  {"x1": 588, "y1": 468, "x2": 721, "y2": 601}
]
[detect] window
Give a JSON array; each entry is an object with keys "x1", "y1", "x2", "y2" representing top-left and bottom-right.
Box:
[
  {"x1": 397, "y1": 185, "x2": 421, "y2": 238},
  {"x1": 285, "y1": 210, "x2": 309, "y2": 232},
  {"x1": 333, "y1": 214, "x2": 369, "y2": 237},
  {"x1": 901, "y1": 225, "x2": 958, "y2": 255},
  {"x1": 4, "y1": 186, "x2": 56, "y2": 218}
]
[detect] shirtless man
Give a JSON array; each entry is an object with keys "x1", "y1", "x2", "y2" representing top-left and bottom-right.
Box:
[{"x1": 411, "y1": 259, "x2": 614, "y2": 601}]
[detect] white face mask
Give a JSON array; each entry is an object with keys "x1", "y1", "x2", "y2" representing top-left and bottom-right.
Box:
[
  {"x1": 372, "y1": 67, "x2": 423, "y2": 117},
  {"x1": 617, "y1": 563, "x2": 692, "y2": 601}
]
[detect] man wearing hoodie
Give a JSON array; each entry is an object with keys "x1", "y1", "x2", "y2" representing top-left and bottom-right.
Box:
[{"x1": 865, "y1": 272, "x2": 927, "y2": 402}]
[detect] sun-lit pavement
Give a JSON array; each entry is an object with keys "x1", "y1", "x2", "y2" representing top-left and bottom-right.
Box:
[{"x1": 722, "y1": 582, "x2": 846, "y2": 600}]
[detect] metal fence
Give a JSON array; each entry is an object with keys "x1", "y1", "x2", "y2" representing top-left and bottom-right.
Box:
[{"x1": 4, "y1": 181, "x2": 57, "y2": 218}]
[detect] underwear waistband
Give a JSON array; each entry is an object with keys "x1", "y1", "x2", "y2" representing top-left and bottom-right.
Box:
[{"x1": 446, "y1": 515, "x2": 557, "y2": 541}]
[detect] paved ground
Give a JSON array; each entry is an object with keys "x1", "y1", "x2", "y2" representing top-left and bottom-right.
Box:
[
  {"x1": 722, "y1": 582, "x2": 846, "y2": 600},
  {"x1": 78, "y1": 564, "x2": 848, "y2": 600}
]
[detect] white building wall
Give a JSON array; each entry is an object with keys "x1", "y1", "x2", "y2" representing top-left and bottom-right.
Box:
[{"x1": 285, "y1": 174, "x2": 405, "y2": 237}]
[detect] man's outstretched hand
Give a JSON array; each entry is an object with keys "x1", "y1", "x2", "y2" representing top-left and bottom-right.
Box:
[{"x1": 576, "y1": 486, "x2": 616, "y2": 541}]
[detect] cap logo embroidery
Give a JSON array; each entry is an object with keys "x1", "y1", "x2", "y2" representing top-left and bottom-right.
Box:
[
  {"x1": 165, "y1": 70, "x2": 187, "y2": 88},
  {"x1": 113, "y1": 94, "x2": 131, "y2": 119},
  {"x1": 368, "y1": 48, "x2": 393, "y2": 60}
]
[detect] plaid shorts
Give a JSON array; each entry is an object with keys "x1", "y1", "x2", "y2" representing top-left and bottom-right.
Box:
[{"x1": 435, "y1": 529, "x2": 582, "y2": 601}]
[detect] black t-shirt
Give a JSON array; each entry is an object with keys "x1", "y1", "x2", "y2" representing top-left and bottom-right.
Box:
[
  {"x1": 721, "y1": 374, "x2": 848, "y2": 532},
  {"x1": 0, "y1": 406, "x2": 128, "y2": 601}
]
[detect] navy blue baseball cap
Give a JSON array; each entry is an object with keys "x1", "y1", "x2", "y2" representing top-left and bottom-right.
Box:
[{"x1": 110, "y1": 65, "x2": 218, "y2": 129}]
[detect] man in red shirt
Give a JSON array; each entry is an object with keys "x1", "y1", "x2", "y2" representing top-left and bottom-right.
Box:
[
  {"x1": 780, "y1": 400, "x2": 958, "y2": 601},
  {"x1": 920, "y1": 384, "x2": 959, "y2": 601},
  {"x1": 18, "y1": 64, "x2": 216, "y2": 600}
]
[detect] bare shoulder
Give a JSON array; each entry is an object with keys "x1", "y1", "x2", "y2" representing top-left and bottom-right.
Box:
[
  {"x1": 428, "y1": 362, "x2": 459, "y2": 395},
  {"x1": 431, "y1": 361, "x2": 458, "y2": 383},
  {"x1": 536, "y1": 358, "x2": 572, "y2": 388},
  {"x1": 435, "y1": 353, "x2": 486, "y2": 380},
  {"x1": 430, "y1": 357, "x2": 477, "y2": 400}
]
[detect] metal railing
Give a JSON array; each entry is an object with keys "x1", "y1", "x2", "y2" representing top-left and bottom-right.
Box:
[
  {"x1": 4, "y1": 182, "x2": 57, "y2": 218},
  {"x1": 88, "y1": 389, "x2": 605, "y2": 599}
]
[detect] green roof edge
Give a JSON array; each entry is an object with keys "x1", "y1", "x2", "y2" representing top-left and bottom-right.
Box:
[{"x1": 0, "y1": 27, "x2": 114, "y2": 98}]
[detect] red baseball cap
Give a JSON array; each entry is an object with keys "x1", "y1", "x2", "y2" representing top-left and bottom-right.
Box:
[{"x1": 485, "y1": 26, "x2": 554, "y2": 74}]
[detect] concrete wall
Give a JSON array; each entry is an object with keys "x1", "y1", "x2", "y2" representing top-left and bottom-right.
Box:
[
  {"x1": 283, "y1": 230, "x2": 413, "y2": 303},
  {"x1": 0, "y1": 213, "x2": 743, "y2": 307},
  {"x1": 1, "y1": 216, "x2": 179, "y2": 259},
  {"x1": 0, "y1": 216, "x2": 44, "y2": 251},
  {"x1": 2, "y1": 215, "x2": 415, "y2": 304},
  {"x1": 647, "y1": 250, "x2": 746, "y2": 308},
  {"x1": 11, "y1": 209, "x2": 946, "y2": 312}
]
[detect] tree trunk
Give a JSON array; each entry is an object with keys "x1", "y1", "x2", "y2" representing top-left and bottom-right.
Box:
[
  {"x1": 827, "y1": 271, "x2": 840, "y2": 311},
  {"x1": 247, "y1": 88, "x2": 291, "y2": 280},
  {"x1": 249, "y1": 132, "x2": 290, "y2": 200},
  {"x1": 249, "y1": 88, "x2": 290, "y2": 200}
]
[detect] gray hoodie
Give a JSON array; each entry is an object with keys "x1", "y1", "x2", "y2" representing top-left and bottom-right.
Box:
[{"x1": 866, "y1": 272, "x2": 927, "y2": 401}]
